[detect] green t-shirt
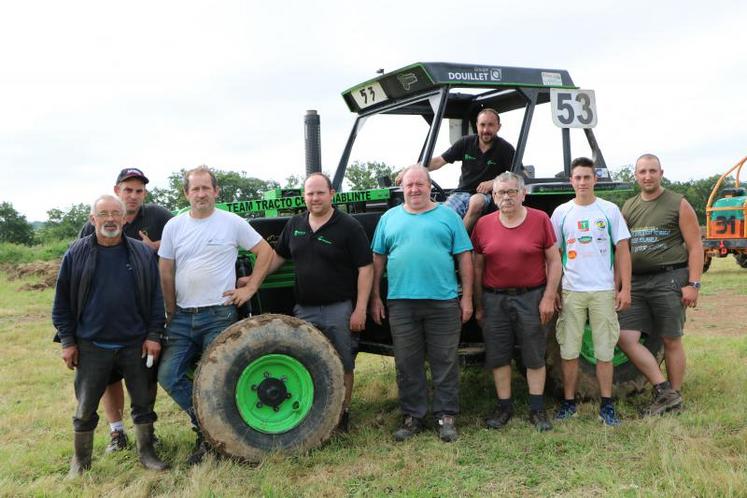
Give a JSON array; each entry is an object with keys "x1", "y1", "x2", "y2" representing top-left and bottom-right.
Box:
[{"x1": 622, "y1": 189, "x2": 688, "y2": 272}]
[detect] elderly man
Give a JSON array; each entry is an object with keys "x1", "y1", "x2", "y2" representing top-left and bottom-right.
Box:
[
  {"x1": 472, "y1": 172, "x2": 561, "y2": 432},
  {"x1": 370, "y1": 165, "x2": 473, "y2": 442},
  {"x1": 550, "y1": 157, "x2": 631, "y2": 426},
  {"x1": 79, "y1": 167, "x2": 172, "y2": 453},
  {"x1": 157, "y1": 165, "x2": 273, "y2": 464},
  {"x1": 617, "y1": 154, "x2": 703, "y2": 415},
  {"x1": 397, "y1": 108, "x2": 515, "y2": 230},
  {"x1": 53, "y1": 195, "x2": 168, "y2": 476},
  {"x1": 266, "y1": 172, "x2": 373, "y2": 431}
]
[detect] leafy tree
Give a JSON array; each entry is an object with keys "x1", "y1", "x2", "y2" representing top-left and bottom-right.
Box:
[
  {"x1": 147, "y1": 169, "x2": 280, "y2": 211},
  {"x1": 344, "y1": 161, "x2": 396, "y2": 191},
  {"x1": 284, "y1": 174, "x2": 304, "y2": 189},
  {"x1": 0, "y1": 202, "x2": 35, "y2": 245},
  {"x1": 38, "y1": 203, "x2": 91, "y2": 243}
]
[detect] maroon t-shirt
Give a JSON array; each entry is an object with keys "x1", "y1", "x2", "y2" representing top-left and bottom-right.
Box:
[{"x1": 471, "y1": 207, "x2": 557, "y2": 288}]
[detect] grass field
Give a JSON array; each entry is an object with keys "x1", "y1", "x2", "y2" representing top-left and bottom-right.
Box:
[{"x1": 0, "y1": 257, "x2": 745, "y2": 497}]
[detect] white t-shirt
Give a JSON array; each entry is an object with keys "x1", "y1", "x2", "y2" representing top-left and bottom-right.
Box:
[
  {"x1": 159, "y1": 209, "x2": 263, "y2": 308},
  {"x1": 550, "y1": 197, "x2": 630, "y2": 292}
]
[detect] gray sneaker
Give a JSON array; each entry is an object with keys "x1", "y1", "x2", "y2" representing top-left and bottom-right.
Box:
[
  {"x1": 105, "y1": 430, "x2": 128, "y2": 453},
  {"x1": 393, "y1": 415, "x2": 424, "y2": 442},
  {"x1": 437, "y1": 415, "x2": 458, "y2": 442},
  {"x1": 642, "y1": 382, "x2": 683, "y2": 417}
]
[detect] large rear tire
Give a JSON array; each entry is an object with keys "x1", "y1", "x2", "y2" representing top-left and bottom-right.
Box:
[
  {"x1": 193, "y1": 314, "x2": 345, "y2": 462},
  {"x1": 735, "y1": 253, "x2": 747, "y2": 269},
  {"x1": 545, "y1": 324, "x2": 664, "y2": 399}
]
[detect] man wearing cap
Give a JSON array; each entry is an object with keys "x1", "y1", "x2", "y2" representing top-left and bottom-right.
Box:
[{"x1": 78, "y1": 167, "x2": 172, "y2": 452}]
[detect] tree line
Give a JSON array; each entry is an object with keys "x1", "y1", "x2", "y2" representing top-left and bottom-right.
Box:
[{"x1": 0, "y1": 163, "x2": 737, "y2": 246}]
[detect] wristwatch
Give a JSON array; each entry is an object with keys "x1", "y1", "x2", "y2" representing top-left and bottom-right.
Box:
[{"x1": 688, "y1": 281, "x2": 701, "y2": 289}]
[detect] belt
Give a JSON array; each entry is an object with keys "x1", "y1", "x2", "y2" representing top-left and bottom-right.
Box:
[
  {"x1": 482, "y1": 284, "x2": 544, "y2": 296},
  {"x1": 176, "y1": 304, "x2": 227, "y2": 313},
  {"x1": 633, "y1": 262, "x2": 687, "y2": 276}
]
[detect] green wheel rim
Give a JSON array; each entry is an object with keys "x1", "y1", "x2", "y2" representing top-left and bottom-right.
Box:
[
  {"x1": 579, "y1": 322, "x2": 632, "y2": 367},
  {"x1": 235, "y1": 354, "x2": 314, "y2": 434}
]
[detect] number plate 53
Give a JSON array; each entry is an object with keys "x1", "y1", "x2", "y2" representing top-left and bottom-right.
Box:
[{"x1": 550, "y1": 89, "x2": 597, "y2": 128}]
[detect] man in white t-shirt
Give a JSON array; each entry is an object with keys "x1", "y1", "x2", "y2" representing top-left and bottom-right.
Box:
[
  {"x1": 550, "y1": 157, "x2": 631, "y2": 426},
  {"x1": 157, "y1": 165, "x2": 273, "y2": 464}
]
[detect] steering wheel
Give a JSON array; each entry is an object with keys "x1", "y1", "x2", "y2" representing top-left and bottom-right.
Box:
[{"x1": 430, "y1": 180, "x2": 447, "y2": 203}]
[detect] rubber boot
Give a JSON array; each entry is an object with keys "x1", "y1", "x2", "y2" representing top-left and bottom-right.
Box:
[
  {"x1": 134, "y1": 423, "x2": 169, "y2": 471},
  {"x1": 67, "y1": 430, "x2": 94, "y2": 478}
]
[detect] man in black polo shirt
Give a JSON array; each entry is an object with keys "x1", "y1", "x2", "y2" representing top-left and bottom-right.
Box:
[
  {"x1": 78, "y1": 167, "x2": 172, "y2": 452},
  {"x1": 263, "y1": 172, "x2": 374, "y2": 431},
  {"x1": 397, "y1": 108, "x2": 515, "y2": 231}
]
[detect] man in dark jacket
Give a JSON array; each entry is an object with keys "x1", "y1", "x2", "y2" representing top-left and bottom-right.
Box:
[{"x1": 53, "y1": 194, "x2": 168, "y2": 477}]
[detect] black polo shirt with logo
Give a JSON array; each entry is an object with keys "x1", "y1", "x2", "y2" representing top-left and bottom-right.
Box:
[
  {"x1": 441, "y1": 135, "x2": 515, "y2": 193},
  {"x1": 275, "y1": 208, "x2": 372, "y2": 305},
  {"x1": 80, "y1": 204, "x2": 173, "y2": 243}
]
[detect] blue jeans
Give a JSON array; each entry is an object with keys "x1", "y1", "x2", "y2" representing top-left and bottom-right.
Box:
[{"x1": 157, "y1": 305, "x2": 238, "y2": 426}]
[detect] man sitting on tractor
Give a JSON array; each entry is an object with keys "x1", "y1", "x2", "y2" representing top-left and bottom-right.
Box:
[{"x1": 397, "y1": 108, "x2": 515, "y2": 231}]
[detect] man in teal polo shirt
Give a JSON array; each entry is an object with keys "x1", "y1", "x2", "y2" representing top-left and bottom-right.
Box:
[{"x1": 370, "y1": 165, "x2": 473, "y2": 443}]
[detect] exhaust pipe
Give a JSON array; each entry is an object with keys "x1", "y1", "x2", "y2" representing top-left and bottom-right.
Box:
[{"x1": 304, "y1": 110, "x2": 322, "y2": 176}]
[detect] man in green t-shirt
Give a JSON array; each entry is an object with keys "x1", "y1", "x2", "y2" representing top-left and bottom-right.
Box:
[{"x1": 617, "y1": 154, "x2": 703, "y2": 416}]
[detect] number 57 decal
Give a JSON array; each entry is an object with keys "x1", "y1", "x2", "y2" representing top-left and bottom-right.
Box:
[{"x1": 550, "y1": 89, "x2": 597, "y2": 128}]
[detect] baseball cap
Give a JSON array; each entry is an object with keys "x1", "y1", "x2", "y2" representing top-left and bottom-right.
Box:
[{"x1": 116, "y1": 167, "x2": 149, "y2": 184}]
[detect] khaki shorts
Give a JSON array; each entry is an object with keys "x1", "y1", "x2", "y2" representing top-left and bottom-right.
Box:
[{"x1": 556, "y1": 290, "x2": 619, "y2": 362}]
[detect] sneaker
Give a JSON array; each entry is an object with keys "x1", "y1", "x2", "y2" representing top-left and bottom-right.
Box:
[
  {"x1": 599, "y1": 404, "x2": 621, "y2": 427},
  {"x1": 485, "y1": 405, "x2": 513, "y2": 429},
  {"x1": 554, "y1": 401, "x2": 577, "y2": 421},
  {"x1": 437, "y1": 415, "x2": 458, "y2": 442},
  {"x1": 641, "y1": 383, "x2": 683, "y2": 417},
  {"x1": 393, "y1": 415, "x2": 423, "y2": 442},
  {"x1": 528, "y1": 409, "x2": 553, "y2": 432},
  {"x1": 105, "y1": 430, "x2": 128, "y2": 453}
]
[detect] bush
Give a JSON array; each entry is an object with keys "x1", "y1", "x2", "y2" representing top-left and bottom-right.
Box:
[{"x1": 0, "y1": 241, "x2": 69, "y2": 265}]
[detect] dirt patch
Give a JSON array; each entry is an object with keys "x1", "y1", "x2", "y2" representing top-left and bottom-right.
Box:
[
  {"x1": 688, "y1": 292, "x2": 747, "y2": 337},
  {"x1": 3, "y1": 261, "x2": 60, "y2": 291}
]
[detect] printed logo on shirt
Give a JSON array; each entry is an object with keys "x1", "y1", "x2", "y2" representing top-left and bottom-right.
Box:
[
  {"x1": 567, "y1": 238, "x2": 576, "y2": 244},
  {"x1": 595, "y1": 219, "x2": 607, "y2": 230},
  {"x1": 487, "y1": 160, "x2": 496, "y2": 165},
  {"x1": 464, "y1": 154, "x2": 476, "y2": 161},
  {"x1": 578, "y1": 236, "x2": 593, "y2": 244},
  {"x1": 568, "y1": 250, "x2": 577, "y2": 259},
  {"x1": 577, "y1": 220, "x2": 590, "y2": 231},
  {"x1": 317, "y1": 236, "x2": 333, "y2": 245},
  {"x1": 294, "y1": 230, "x2": 306, "y2": 237}
]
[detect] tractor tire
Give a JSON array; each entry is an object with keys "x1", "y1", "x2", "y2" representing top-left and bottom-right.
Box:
[
  {"x1": 702, "y1": 254, "x2": 712, "y2": 273},
  {"x1": 193, "y1": 314, "x2": 345, "y2": 462},
  {"x1": 735, "y1": 253, "x2": 747, "y2": 269},
  {"x1": 545, "y1": 326, "x2": 664, "y2": 400}
]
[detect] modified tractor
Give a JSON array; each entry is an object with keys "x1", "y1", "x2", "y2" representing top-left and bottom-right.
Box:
[
  {"x1": 191, "y1": 62, "x2": 640, "y2": 461},
  {"x1": 703, "y1": 155, "x2": 747, "y2": 271}
]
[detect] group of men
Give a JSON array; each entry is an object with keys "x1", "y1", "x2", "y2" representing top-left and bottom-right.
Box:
[{"x1": 52, "y1": 108, "x2": 701, "y2": 476}]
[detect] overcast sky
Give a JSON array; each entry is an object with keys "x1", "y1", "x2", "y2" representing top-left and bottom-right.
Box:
[{"x1": 2, "y1": 0, "x2": 746, "y2": 221}]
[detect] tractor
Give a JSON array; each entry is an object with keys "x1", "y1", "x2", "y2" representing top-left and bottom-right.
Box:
[
  {"x1": 190, "y1": 62, "x2": 641, "y2": 462},
  {"x1": 703, "y1": 155, "x2": 747, "y2": 271}
]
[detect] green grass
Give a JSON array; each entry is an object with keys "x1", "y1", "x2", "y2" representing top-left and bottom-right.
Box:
[{"x1": 0, "y1": 259, "x2": 745, "y2": 497}]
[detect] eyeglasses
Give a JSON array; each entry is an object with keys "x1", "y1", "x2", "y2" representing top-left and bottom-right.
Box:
[
  {"x1": 95, "y1": 211, "x2": 123, "y2": 218},
  {"x1": 494, "y1": 189, "x2": 520, "y2": 197}
]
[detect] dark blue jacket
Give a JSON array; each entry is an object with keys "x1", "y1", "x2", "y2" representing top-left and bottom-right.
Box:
[{"x1": 52, "y1": 234, "x2": 165, "y2": 348}]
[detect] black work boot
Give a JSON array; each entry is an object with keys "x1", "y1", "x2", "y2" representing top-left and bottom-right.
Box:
[
  {"x1": 134, "y1": 423, "x2": 169, "y2": 471},
  {"x1": 67, "y1": 430, "x2": 94, "y2": 478}
]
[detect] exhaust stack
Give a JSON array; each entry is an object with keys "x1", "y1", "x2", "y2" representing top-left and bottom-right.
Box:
[{"x1": 304, "y1": 110, "x2": 322, "y2": 176}]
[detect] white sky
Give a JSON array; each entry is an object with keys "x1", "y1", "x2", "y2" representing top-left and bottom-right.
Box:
[{"x1": 2, "y1": 0, "x2": 746, "y2": 221}]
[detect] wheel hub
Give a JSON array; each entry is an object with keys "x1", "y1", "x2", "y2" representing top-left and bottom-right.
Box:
[{"x1": 255, "y1": 376, "x2": 290, "y2": 409}]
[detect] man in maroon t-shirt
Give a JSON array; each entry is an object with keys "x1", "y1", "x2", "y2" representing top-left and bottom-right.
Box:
[{"x1": 472, "y1": 171, "x2": 562, "y2": 432}]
